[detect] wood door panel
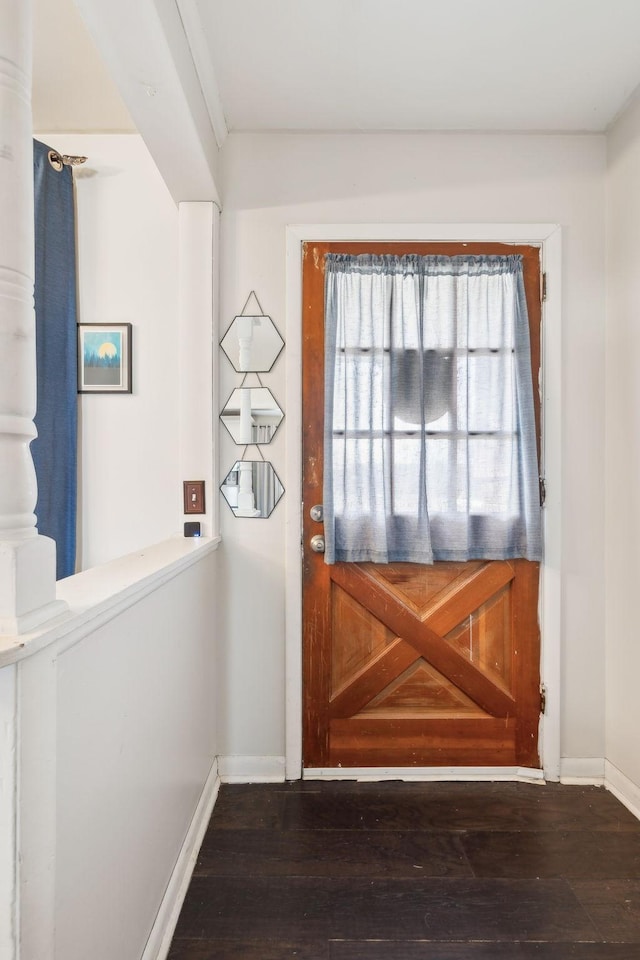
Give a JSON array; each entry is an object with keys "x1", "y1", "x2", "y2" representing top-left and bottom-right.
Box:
[
  {"x1": 445, "y1": 585, "x2": 513, "y2": 689},
  {"x1": 331, "y1": 584, "x2": 396, "y2": 691},
  {"x1": 330, "y1": 562, "x2": 518, "y2": 718},
  {"x1": 424, "y1": 562, "x2": 515, "y2": 633},
  {"x1": 302, "y1": 241, "x2": 542, "y2": 770},
  {"x1": 364, "y1": 561, "x2": 485, "y2": 618},
  {"x1": 330, "y1": 637, "x2": 419, "y2": 719},
  {"x1": 362, "y1": 659, "x2": 488, "y2": 717},
  {"x1": 329, "y1": 718, "x2": 517, "y2": 767}
]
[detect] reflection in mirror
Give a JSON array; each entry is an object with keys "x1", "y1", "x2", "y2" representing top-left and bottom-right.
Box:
[
  {"x1": 220, "y1": 315, "x2": 284, "y2": 373},
  {"x1": 220, "y1": 387, "x2": 284, "y2": 444},
  {"x1": 221, "y1": 460, "x2": 285, "y2": 519}
]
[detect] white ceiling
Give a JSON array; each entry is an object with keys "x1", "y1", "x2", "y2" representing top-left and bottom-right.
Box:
[
  {"x1": 32, "y1": 0, "x2": 640, "y2": 135},
  {"x1": 199, "y1": 0, "x2": 640, "y2": 133}
]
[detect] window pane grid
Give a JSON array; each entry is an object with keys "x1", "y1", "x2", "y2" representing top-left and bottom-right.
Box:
[{"x1": 323, "y1": 253, "x2": 542, "y2": 564}]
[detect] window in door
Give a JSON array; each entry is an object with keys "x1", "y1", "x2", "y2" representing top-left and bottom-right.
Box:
[{"x1": 323, "y1": 252, "x2": 542, "y2": 565}]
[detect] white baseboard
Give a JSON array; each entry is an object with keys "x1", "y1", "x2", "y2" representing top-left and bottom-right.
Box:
[
  {"x1": 605, "y1": 760, "x2": 640, "y2": 821},
  {"x1": 303, "y1": 766, "x2": 545, "y2": 782},
  {"x1": 218, "y1": 755, "x2": 286, "y2": 783},
  {"x1": 559, "y1": 757, "x2": 605, "y2": 784},
  {"x1": 142, "y1": 759, "x2": 220, "y2": 960}
]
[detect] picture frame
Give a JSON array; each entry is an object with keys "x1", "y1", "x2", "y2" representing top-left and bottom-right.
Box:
[{"x1": 78, "y1": 323, "x2": 132, "y2": 394}]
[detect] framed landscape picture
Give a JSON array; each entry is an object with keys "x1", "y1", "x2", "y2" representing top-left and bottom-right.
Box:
[{"x1": 78, "y1": 323, "x2": 132, "y2": 393}]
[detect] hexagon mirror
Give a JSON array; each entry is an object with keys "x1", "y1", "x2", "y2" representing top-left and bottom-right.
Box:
[
  {"x1": 220, "y1": 315, "x2": 284, "y2": 373},
  {"x1": 220, "y1": 387, "x2": 284, "y2": 445},
  {"x1": 221, "y1": 460, "x2": 285, "y2": 519}
]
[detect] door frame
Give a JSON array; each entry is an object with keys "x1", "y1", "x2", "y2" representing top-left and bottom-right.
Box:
[{"x1": 285, "y1": 223, "x2": 562, "y2": 781}]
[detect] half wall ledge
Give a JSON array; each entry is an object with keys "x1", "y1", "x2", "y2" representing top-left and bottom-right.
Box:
[{"x1": 0, "y1": 535, "x2": 220, "y2": 668}]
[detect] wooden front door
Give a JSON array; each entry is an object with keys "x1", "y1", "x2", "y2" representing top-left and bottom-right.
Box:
[{"x1": 302, "y1": 242, "x2": 542, "y2": 770}]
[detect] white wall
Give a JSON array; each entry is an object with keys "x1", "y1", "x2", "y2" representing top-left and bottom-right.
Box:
[
  {"x1": 16, "y1": 542, "x2": 219, "y2": 960},
  {"x1": 219, "y1": 131, "x2": 607, "y2": 769},
  {"x1": 605, "y1": 93, "x2": 640, "y2": 794},
  {"x1": 37, "y1": 134, "x2": 181, "y2": 571}
]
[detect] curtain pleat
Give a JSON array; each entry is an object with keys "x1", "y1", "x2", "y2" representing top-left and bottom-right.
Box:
[
  {"x1": 252, "y1": 460, "x2": 279, "y2": 517},
  {"x1": 31, "y1": 140, "x2": 78, "y2": 579},
  {"x1": 323, "y1": 253, "x2": 542, "y2": 565}
]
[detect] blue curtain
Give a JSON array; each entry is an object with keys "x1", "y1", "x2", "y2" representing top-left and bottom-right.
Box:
[
  {"x1": 31, "y1": 140, "x2": 78, "y2": 579},
  {"x1": 323, "y1": 253, "x2": 542, "y2": 565}
]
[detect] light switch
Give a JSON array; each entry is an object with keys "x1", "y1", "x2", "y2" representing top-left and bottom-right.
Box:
[{"x1": 183, "y1": 480, "x2": 205, "y2": 515}]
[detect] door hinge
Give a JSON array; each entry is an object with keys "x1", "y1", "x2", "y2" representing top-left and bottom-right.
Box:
[
  {"x1": 540, "y1": 684, "x2": 547, "y2": 715},
  {"x1": 539, "y1": 477, "x2": 546, "y2": 507},
  {"x1": 541, "y1": 272, "x2": 547, "y2": 302}
]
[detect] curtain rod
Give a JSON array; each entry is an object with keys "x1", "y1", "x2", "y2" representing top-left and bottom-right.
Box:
[{"x1": 47, "y1": 150, "x2": 87, "y2": 172}]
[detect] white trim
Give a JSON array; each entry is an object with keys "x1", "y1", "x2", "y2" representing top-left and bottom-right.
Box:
[
  {"x1": 605, "y1": 760, "x2": 640, "y2": 822},
  {"x1": 285, "y1": 222, "x2": 562, "y2": 782},
  {"x1": 559, "y1": 757, "x2": 606, "y2": 784},
  {"x1": 178, "y1": 203, "x2": 218, "y2": 541},
  {"x1": 74, "y1": 0, "x2": 221, "y2": 204},
  {"x1": 304, "y1": 766, "x2": 545, "y2": 782},
  {"x1": 142, "y1": 760, "x2": 220, "y2": 960},
  {"x1": 0, "y1": 536, "x2": 221, "y2": 669},
  {"x1": 174, "y1": 0, "x2": 229, "y2": 148},
  {"x1": 539, "y1": 225, "x2": 563, "y2": 781},
  {"x1": 218, "y1": 755, "x2": 286, "y2": 783}
]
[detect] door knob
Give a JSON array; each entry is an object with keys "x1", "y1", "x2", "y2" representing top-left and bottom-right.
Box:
[
  {"x1": 310, "y1": 504, "x2": 324, "y2": 522},
  {"x1": 310, "y1": 534, "x2": 325, "y2": 553}
]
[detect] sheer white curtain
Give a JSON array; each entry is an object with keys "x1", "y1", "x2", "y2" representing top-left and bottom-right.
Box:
[{"x1": 323, "y1": 253, "x2": 542, "y2": 565}]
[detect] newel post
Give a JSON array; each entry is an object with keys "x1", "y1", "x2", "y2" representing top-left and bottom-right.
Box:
[{"x1": 0, "y1": 0, "x2": 66, "y2": 634}]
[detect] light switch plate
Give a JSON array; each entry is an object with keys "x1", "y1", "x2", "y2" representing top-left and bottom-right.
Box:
[{"x1": 183, "y1": 480, "x2": 205, "y2": 514}]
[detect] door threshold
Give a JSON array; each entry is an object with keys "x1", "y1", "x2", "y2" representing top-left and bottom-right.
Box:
[{"x1": 303, "y1": 765, "x2": 545, "y2": 782}]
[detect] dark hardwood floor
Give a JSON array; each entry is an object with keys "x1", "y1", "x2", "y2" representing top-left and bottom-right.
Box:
[{"x1": 168, "y1": 780, "x2": 640, "y2": 959}]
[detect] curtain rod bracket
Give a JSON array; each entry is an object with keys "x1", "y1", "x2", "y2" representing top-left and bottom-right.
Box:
[{"x1": 47, "y1": 150, "x2": 88, "y2": 172}]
